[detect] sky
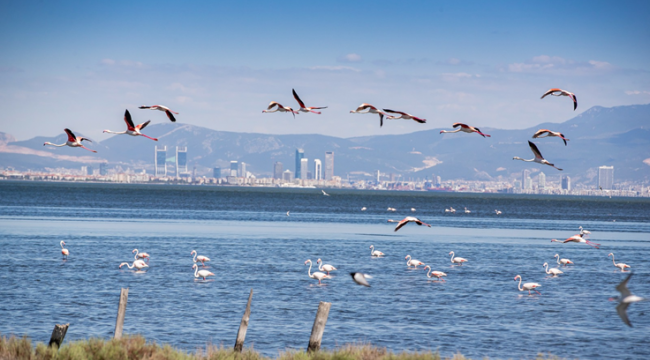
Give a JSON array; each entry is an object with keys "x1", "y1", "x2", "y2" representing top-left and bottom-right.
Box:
[{"x1": 1, "y1": 0, "x2": 649, "y2": 141}]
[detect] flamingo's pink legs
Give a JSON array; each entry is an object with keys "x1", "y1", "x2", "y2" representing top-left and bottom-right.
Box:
[
  {"x1": 140, "y1": 134, "x2": 158, "y2": 141},
  {"x1": 80, "y1": 145, "x2": 97, "y2": 153}
]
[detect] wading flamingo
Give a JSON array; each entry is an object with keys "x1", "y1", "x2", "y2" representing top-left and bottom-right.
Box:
[
  {"x1": 383, "y1": 109, "x2": 426, "y2": 124},
  {"x1": 350, "y1": 273, "x2": 371, "y2": 287},
  {"x1": 495, "y1": 210, "x2": 502, "y2": 215},
  {"x1": 610, "y1": 273, "x2": 647, "y2": 327},
  {"x1": 262, "y1": 101, "x2": 298, "y2": 118},
  {"x1": 369, "y1": 245, "x2": 385, "y2": 257},
  {"x1": 514, "y1": 275, "x2": 541, "y2": 295},
  {"x1": 608, "y1": 253, "x2": 631, "y2": 272},
  {"x1": 579, "y1": 226, "x2": 591, "y2": 236},
  {"x1": 192, "y1": 264, "x2": 214, "y2": 280},
  {"x1": 464, "y1": 207, "x2": 471, "y2": 214},
  {"x1": 405, "y1": 255, "x2": 425, "y2": 268},
  {"x1": 424, "y1": 266, "x2": 447, "y2": 282},
  {"x1": 305, "y1": 259, "x2": 330, "y2": 285},
  {"x1": 103, "y1": 110, "x2": 158, "y2": 141},
  {"x1": 350, "y1": 103, "x2": 388, "y2": 127},
  {"x1": 532, "y1": 129, "x2": 569, "y2": 146},
  {"x1": 449, "y1": 251, "x2": 468, "y2": 265},
  {"x1": 60, "y1": 241, "x2": 69, "y2": 259},
  {"x1": 133, "y1": 249, "x2": 150, "y2": 262},
  {"x1": 191, "y1": 250, "x2": 210, "y2": 267},
  {"x1": 554, "y1": 254, "x2": 573, "y2": 266},
  {"x1": 119, "y1": 260, "x2": 148, "y2": 270},
  {"x1": 44, "y1": 128, "x2": 97, "y2": 153},
  {"x1": 440, "y1": 123, "x2": 490, "y2": 137},
  {"x1": 139, "y1": 105, "x2": 178, "y2": 122},
  {"x1": 541, "y1": 88, "x2": 577, "y2": 110},
  {"x1": 513, "y1": 141, "x2": 563, "y2": 171},
  {"x1": 387, "y1": 217, "x2": 431, "y2": 232},
  {"x1": 543, "y1": 262, "x2": 563, "y2": 277},
  {"x1": 292, "y1": 89, "x2": 327, "y2": 114},
  {"x1": 551, "y1": 234, "x2": 600, "y2": 249},
  {"x1": 317, "y1": 258, "x2": 337, "y2": 275}
]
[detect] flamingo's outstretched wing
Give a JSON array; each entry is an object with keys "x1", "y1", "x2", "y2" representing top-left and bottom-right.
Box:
[
  {"x1": 528, "y1": 141, "x2": 544, "y2": 160},
  {"x1": 533, "y1": 129, "x2": 550, "y2": 138},
  {"x1": 394, "y1": 218, "x2": 409, "y2": 232},
  {"x1": 64, "y1": 128, "x2": 77, "y2": 142},
  {"x1": 165, "y1": 110, "x2": 176, "y2": 122},
  {"x1": 452, "y1": 123, "x2": 468, "y2": 128},
  {"x1": 292, "y1": 89, "x2": 306, "y2": 108},
  {"x1": 570, "y1": 93, "x2": 578, "y2": 110},
  {"x1": 411, "y1": 116, "x2": 426, "y2": 123},
  {"x1": 383, "y1": 109, "x2": 407, "y2": 116},
  {"x1": 266, "y1": 101, "x2": 281, "y2": 110},
  {"x1": 137, "y1": 120, "x2": 151, "y2": 130},
  {"x1": 124, "y1": 110, "x2": 136, "y2": 130},
  {"x1": 474, "y1": 127, "x2": 490, "y2": 137},
  {"x1": 541, "y1": 88, "x2": 561, "y2": 99}
]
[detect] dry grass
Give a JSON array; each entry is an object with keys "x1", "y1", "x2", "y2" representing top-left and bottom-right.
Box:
[{"x1": 0, "y1": 334, "x2": 566, "y2": 360}]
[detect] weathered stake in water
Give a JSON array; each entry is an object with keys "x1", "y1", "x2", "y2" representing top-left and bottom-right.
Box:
[
  {"x1": 114, "y1": 288, "x2": 129, "y2": 339},
  {"x1": 307, "y1": 301, "x2": 331, "y2": 352},
  {"x1": 234, "y1": 289, "x2": 254, "y2": 352},
  {"x1": 48, "y1": 323, "x2": 69, "y2": 348}
]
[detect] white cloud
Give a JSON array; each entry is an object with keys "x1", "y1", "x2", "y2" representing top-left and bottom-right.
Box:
[
  {"x1": 309, "y1": 65, "x2": 361, "y2": 72},
  {"x1": 338, "y1": 53, "x2": 362, "y2": 63},
  {"x1": 625, "y1": 90, "x2": 650, "y2": 95},
  {"x1": 506, "y1": 55, "x2": 615, "y2": 74}
]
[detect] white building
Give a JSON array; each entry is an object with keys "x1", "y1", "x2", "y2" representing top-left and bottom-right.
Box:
[
  {"x1": 300, "y1": 158, "x2": 309, "y2": 180},
  {"x1": 325, "y1": 152, "x2": 334, "y2": 180},
  {"x1": 314, "y1": 159, "x2": 322, "y2": 180},
  {"x1": 598, "y1": 166, "x2": 614, "y2": 190},
  {"x1": 538, "y1": 172, "x2": 546, "y2": 189}
]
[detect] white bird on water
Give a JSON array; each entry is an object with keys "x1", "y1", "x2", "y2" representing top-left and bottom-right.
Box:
[
  {"x1": 424, "y1": 266, "x2": 447, "y2": 282},
  {"x1": 495, "y1": 209, "x2": 502, "y2": 215},
  {"x1": 369, "y1": 245, "x2": 385, "y2": 257},
  {"x1": 405, "y1": 255, "x2": 425, "y2": 268},
  {"x1": 449, "y1": 251, "x2": 467, "y2": 265},
  {"x1": 305, "y1": 259, "x2": 330, "y2": 285},
  {"x1": 361, "y1": 207, "x2": 367, "y2": 211},
  {"x1": 610, "y1": 273, "x2": 647, "y2": 327},
  {"x1": 514, "y1": 275, "x2": 541, "y2": 295},
  {"x1": 119, "y1": 260, "x2": 148, "y2": 271},
  {"x1": 317, "y1": 258, "x2": 337, "y2": 275},
  {"x1": 192, "y1": 264, "x2": 214, "y2": 280},
  {"x1": 543, "y1": 262, "x2": 563, "y2": 277},
  {"x1": 554, "y1": 254, "x2": 573, "y2": 266},
  {"x1": 60, "y1": 241, "x2": 69, "y2": 259},
  {"x1": 322, "y1": 190, "x2": 330, "y2": 196},
  {"x1": 191, "y1": 250, "x2": 211, "y2": 267},
  {"x1": 608, "y1": 253, "x2": 631, "y2": 272}
]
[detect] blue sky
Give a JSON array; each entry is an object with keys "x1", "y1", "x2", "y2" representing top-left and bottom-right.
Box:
[{"x1": 1, "y1": 0, "x2": 649, "y2": 141}]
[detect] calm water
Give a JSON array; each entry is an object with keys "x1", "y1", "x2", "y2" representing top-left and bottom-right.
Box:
[{"x1": 0, "y1": 181, "x2": 649, "y2": 359}]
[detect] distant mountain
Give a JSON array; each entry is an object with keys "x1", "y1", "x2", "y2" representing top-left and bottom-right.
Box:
[{"x1": 1, "y1": 104, "x2": 649, "y2": 183}]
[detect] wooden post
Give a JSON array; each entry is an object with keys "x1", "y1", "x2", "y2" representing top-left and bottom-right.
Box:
[
  {"x1": 307, "y1": 301, "x2": 331, "y2": 352},
  {"x1": 48, "y1": 323, "x2": 69, "y2": 348},
  {"x1": 234, "y1": 289, "x2": 253, "y2": 352},
  {"x1": 114, "y1": 288, "x2": 129, "y2": 339}
]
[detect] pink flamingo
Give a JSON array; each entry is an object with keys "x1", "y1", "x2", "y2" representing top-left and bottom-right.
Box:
[
  {"x1": 383, "y1": 109, "x2": 426, "y2": 124},
  {"x1": 405, "y1": 255, "x2": 425, "y2": 268},
  {"x1": 369, "y1": 245, "x2": 385, "y2": 257},
  {"x1": 43, "y1": 128, "x2": 97, "y2": 153},
  {"x1": 514, "y1": 275, "x2": 541, "y2": 295},
  {"x1": 543, "y1": 262, "x2": 563, "y2": 277},
  {"x1": 513, "y1": 141, "x2": 563, "y2": 171},
  {"x1": 532, "y1": 129, "x2": 569, "y2": 146},
  {"x1": 350, "y1": 103, "x2": 388, "y2": 127},
  {"x1": 440, "y1": 123, "x2": 491, "y2": 137},
  {"x1": 551, "y1": 234, "x2": 600, "y2": 249},
  {"x1": 317, "y1": 258, "x2": 337, "y2": 275},
  {"x1": 133, "y1": 249, "x2": 150, "y2": 263},
  {"x1": 424, "y1": 266, "x2": 447, "y2": 281},
  {"x1": 192, "y1": 264, "x2": 214, "y2": 280},
  {"x1": 387, "y1": 217, "x2": 431, "y2": 232},
  {"x1": 103, "y1": 110, "x2": 158, "y2": 141},
  {"x1": 119, "y1": 260, "x2": 148, "y2": 270},
  {"x1": 608, "y1": 253, "x2": 631, "y2": 272},
  {"x1": 541, "y1": 88, "x2": 577, "y2": 110},
  {"x1": 292, "y1": 89, "x2": 327, "y2": 114},
  {"x1": 139, "y1": 105, "x2": 178, "y2": 122},
  {"x1": 262, "y1": 101, "x2": 298, "y2": 118},
  {"x1": 60, "y1": 241, "x2": 69, "y2": 259},
  {"x1": 191, "y1": 250, "x2": 210, "y2": 267},
  {"x1": 449, "y1": 251, "x2": 467, "y2": 265},
  {"x1": 305, "y1": 259, "x2": 330, "y2": 285},
  {"x1": 554, "y1": 254, "x2": 573, "y2": 266}
]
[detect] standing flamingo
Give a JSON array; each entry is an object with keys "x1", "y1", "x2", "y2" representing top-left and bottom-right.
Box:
[
  {"x1": 119, "y1": 260, "x2": 148, "y2": 270},
  {"x1": 191, "y1": 250, "x2": 210, "y2": 267},
  {"x1": 304, "y1": 259, "x2": 330, "y2": 285},
  {"x1": 513, "y1": 141, "x2": 563, "y2": 171},
  {"x1": 449, "y1": 251, "x2": 468, "y2": 265},
  {"x1": 424, "y1": 266, "x2": 447, "y2": 282},
  {"x1": 439, "y1": 123, "x2": 490, "y2": 137},
  {"x1": 554, "y1": 254, "x2": 573, "y2": 266},
  {"x1": 350, "y1": 103, "x2": 388, "y2": 127},
  {"x1": 405, "y1": 255, "x2": 425, "y2": 268},
  {"x1": 540, "y1": 88, "x2": 577, "y2": 110},
  {"x1": 139, "y1": 105, "x2": 178, "y2": 122},
  {"x1": 44, "y1": 129, "x2": 97, "y2": 153},
  {"x1": 387, "y1": 217, "x2": 431, "y2": 232},
  {"x1": 532, "y1": 129, "x2": 569, "y2": 146},
  {"x1": 262, "y1": 101, "x2": 298, "y2": 118},
  {"x1": 514, "y1": 275, "x2": 541, "y2": 295},
  {"x1": 551, "y1": 234, "x2": 600, "y2": 249},
  {"x1": 543, "y1": 262, "x2": 563, "y2": 277},
  {"x1": 133, "y1": 249, "x2": 150, "y2": 263},
  {"x1": 464, "y1": 207, "x2": 471, "y2": 214},
  {"x1": 192, "y1": 264, "x2": 214, "y2": 280},
  {"x1": 292, "y1": 89, "x2": 327, "y2": 114},
  {"x1": 369, "y1": 245, "x2": 385, "y2": 257},
  {"x1": 608, "y1": 253, "x2": 631, "y2": 272},
  {"x1": 60, "y1": 241, "x2": 69, "y2": 259},
  {"x1": 317, "y1": 258, "x2": 337, "y2": 275},
  {"x1": 383, "y1": 109, "x2": 426, "y2": 124},
  {"x1": 103, "y1": 110, "x2": 158, "y2": 141}
]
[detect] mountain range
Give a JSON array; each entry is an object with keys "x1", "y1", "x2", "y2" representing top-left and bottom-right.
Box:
[{"x1": 1, "y1": 103, "x2": 649, "y2": 184}]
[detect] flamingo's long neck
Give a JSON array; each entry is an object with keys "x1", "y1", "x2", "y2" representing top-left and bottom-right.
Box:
[
  {"x1": 517, "y1": 277, "x2": 523, "y2": 291},
  {"x1": 513, "y1": 157, "x2": 535, "y2": 162},
  {"x1": 441, "y1": 129, "x2": 461, "y2": 133},
  {"x1": 133, "y1": 249, "x2": 139, "y2": 261},
  {"x1": 450, "y1": 252, "x2": 455, "y2": 262},
  {"x1": 610, "y1": 255, "x2": 617, "y2": 266},
  {"x1": 555, "y1": 255, "x2": 560, "y2": 265},
  {"x1": 370, "y1": 246, "x2": 374, "y2": 255},
  {"x1": 104, "y1": 130, "x2": 127, "y2": 135},
  {"x1": 194, "y1": 266, "x2": 199, "y2": 277},
  {"x1": 406, "y1": 255, "x2": 411, "y2": 265},
  {"x1": 426, "y1": 267, "x2": 432, "y2": 278},
  {"x1": 192, "y1": 252, "x2": 197, "y2": 263},
  {"x1": 126, "y1": 262, "x2": 135, "y2": 269},
  {"x1": 60, "y1": 241, "x2": 65, "y2": 249},
  {"x1": 45, "y1": 142, "x2": 67, "y2": 147},
  {"x1": 307, "y1": 261, "x2": 313, "y2": 278},
  {"x1": 544, "y1": 264, "x2": 550, "y2": 274},
  {"x1": 317, "y1": 261, "x2": 324, "y2": 272}
]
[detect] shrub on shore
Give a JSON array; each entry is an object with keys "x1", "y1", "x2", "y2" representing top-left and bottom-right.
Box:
[{"x1": 0, "y1": 334, "x2": 564, "y2": 360}]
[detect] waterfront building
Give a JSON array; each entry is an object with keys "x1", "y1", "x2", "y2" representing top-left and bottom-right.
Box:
[
  {"x1": 155, "y1": 146, "x2": 167, "y2": 176},
  {"x1": 176, "y1": 147, "x2": 188, "y2": 177},
  {"x1": 99, "y1": 162, "x2": 107, "y2": 176},
  {"x1": 522, "y1": 169, "x2": 530, "y2": 189},
  {"x1": 561, "y1": 175, "x2": 571, "y2": 191},
  {"x1": 230, "y1": 161, "x2": 238, "y2": 177},
  {"x1": 300, "y1": 158, "x2": 308, "y2": 180},
  {"x1": 273, "y1": 162, "x2": 283, "y2": 179},
  {"x1": 295, "y1": 149, "x2": 305, "y2": 180},
  {"x1": 314, "y1": 159, "x2": 322, "y2": 180},
  {"x1": 538, "y1": 172, "x2": 546, "y2": 189},
  {"x1": 213, "y1": 167, "x2": 221, "y2": 178},
  {"x1": 598, "y1": 166, "x2": 614, "y2": 190},
  {"x1": 325, "y1": 151, "x2": 334, "y2": 180},
  {"x1": 282, "y1": 169, "x2": 293, "y2": 182},
  {"x1": 239, "y1": 162, "x2": 247, "y2": 178}
]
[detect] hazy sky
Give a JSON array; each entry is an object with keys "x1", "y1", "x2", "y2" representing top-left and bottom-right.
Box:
[{"x1": 1, "y1": 0, "x2": 649, "y2": 141}]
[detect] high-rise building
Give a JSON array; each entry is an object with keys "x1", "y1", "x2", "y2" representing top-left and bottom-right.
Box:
[
  {"x1": 324, "y1": 152, "x2": 334, "y2": 180},
  {"x1": 295, "y1": 149, "x2": 305, "y2": 179},
  {"x1": 598, "y1": 166, "x2": 614, "y2": 190},
  {"x1": 176, "y1": 147, "x2": 188, "y2": 176},
  {"x1": 522, "y1": 169, "x2": 530, "y2": 186},
  {"x1": 230, "y1": 161, "x2": 238, "y2": 177},
  {"x1": 538, "y1": 172, "x2": 546, "y2": 189},
  {"x1": 99, "y1": 163, "x2": 107, "y2": 176},
  {"x1": 300, "y1": 158, "x2": 308, "y2": 180},
  {"x1": 282, "y1": 169, "x2": 293, "y2": 182},
  {"x1": 314, "y1": 159, "x2": 322, "y2": 180},
  {"x1": 81, "y1": 166, "x2": 89, "y2": 176},
  {"x1": 273, "y1": 162, "x2": 283, "y2": 179},
  {"x1": 213, "y1": 167, "x2": 221, "y2": 178},
  {"x1": 561, "y1": 175, "x2": 571, "y2": 191},
  {"x1": 524, "y1": 176, "x2": 533, "y2": 190},
  {"x1": 436, "y1": 176, "x2": 441, "y2": 186},
  {"x1": 155, "y1": 146, "x2": 167, "y2": 176},
  {"x1": 239, "y1": 162, "x2": 247, "y2": 178}
]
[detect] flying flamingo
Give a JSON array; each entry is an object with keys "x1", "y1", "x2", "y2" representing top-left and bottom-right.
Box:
[
  {"x1": 119, "y1": 260, "x2": 148, "y2": 270},
  {"x1": 554, "y1": 254, "x2": 573, "y2": 266},
  {"x1": 292, "y1": 89, "x2": 327, "y2": 114},
  {"x1": 43, "y1": 129, "x2": 97, "y2": 153},
  {"x1": 304, "y1": 259, "x2": 330, "y2": 285},
  {"x1": 191, "y1": 250, "x2": 210, "y2": 267},
  {"x1": 514, "y1": 275, "x2": 541, "y2": 295},
  {"x1": 543, "y1": 262, "x2": 563, "y2": 277},
  {"x1": 532, "y1": 129, "x2": 569, "y2": 146},
  {"x1": 262, "y1": 101, "x2": 298, "y2": 118},
  {"x1": 369, "y1": 245, "x2": 385, "y2": 257},
  {"x1": 350, "y1": 272, "x2": 371, "y2": 287},
  {"x1": 579, "y1": 226, "x2": 591, "y2": 236},
  {"x1": 608, "y1": 253, "x2": 631, "y2": 272},
  {"x1": 60, "y1": 241, "x2": 69, "y2": 259},
  {"x1": 424, "y1": 266, "x2": 447, "y2": 282},
  {"x1": 541, "y1": 88, "x2": 577, "y2": 110},
  {"x1": 132, "y1": 249, "x2": 150, "y2": 263},
  {"x1": 513, "y1": 141, "x2": 563, "y2": 171},
  {"x1": 317, "y1": 258, "x2": 337, "y2": 275},
  {"x1": 103, "y1": 110, "x2": 158, "y2": 141},
  {"x1": 551, "y1": 234, "x2": 600, "y2": 249},
  {"x1": 440, "y1": 123, "x2": 490, "y2": 137},
  {"x1": 383, "y1": 109, "x2": 426, "y2": 124},
  {"x1": 449, "y1": 251, "x2": 468, "y2": 265},
  {"x1": 387, "y1": 217, "x2": 431, "y2": 232},
  {"x1": 192, "y1": 264, "x2": 214, "y2": 280},
  {"x1": 610, "y1": 273, "x2": 647, "y2": 327},
  {"x1": 405, "y1": 255, "x2": 425, "y2": 268},
  {"x1": 139, "y1": 105, "x2": 178, "y2": 122},
  {"x1": 349, "y1": 103, "x2": 388, "y2": 127}
]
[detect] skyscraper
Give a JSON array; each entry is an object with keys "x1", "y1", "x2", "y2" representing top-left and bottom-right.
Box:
[
  {"x1": 239, "y1": 162, "x2": 247, "y2": 177},
  {"x1": 176, "y1": 147, "x2": 188, "y2": 177},
  {"x1": 313, "y1": 159, "x2": 322, "y2": 180},
  {"x1": 99, "y1": 162, "x2": 107, "y2": 176},
  {"x1": 230, "y1": 161, "x2": 238, "y2": 177},
  {"x1": 273, "y1": 162, "x2": 283, "y2": 179},
  {"x1": 561, "y1": 175, "x2": 571, "y2": 191},
  {"x1": 324, "y1": 151, "x2": 334, "y2": 180},
  {"x1": 213, "y1": 167, "x2": 221, "y2": 178},
  {"x1": 300, "y1": 158, "x2": 308, "y2": 180},
  {"x1": 295, "y1": 149, "x2": 304, "y2": 180},
  {"x1": 155, "y1": 146, "x2": 167, "y2": 176},
  {"x1": 282, "y1": 169, "x2": 293, "y2": 182},
  {"x1": 598, "y1": 166, "x2": 614, "y2": 190},
  {"x1": 538, "y1": 172, "x2": 546, "y2": 189},
  {"x1": 522, "y1": 169, "x2": 530, "y2": 186}
]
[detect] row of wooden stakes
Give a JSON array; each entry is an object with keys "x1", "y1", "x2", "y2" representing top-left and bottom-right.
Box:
[{"x1": 48, "y1": 288, "x2": 332, "y2": 352}]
